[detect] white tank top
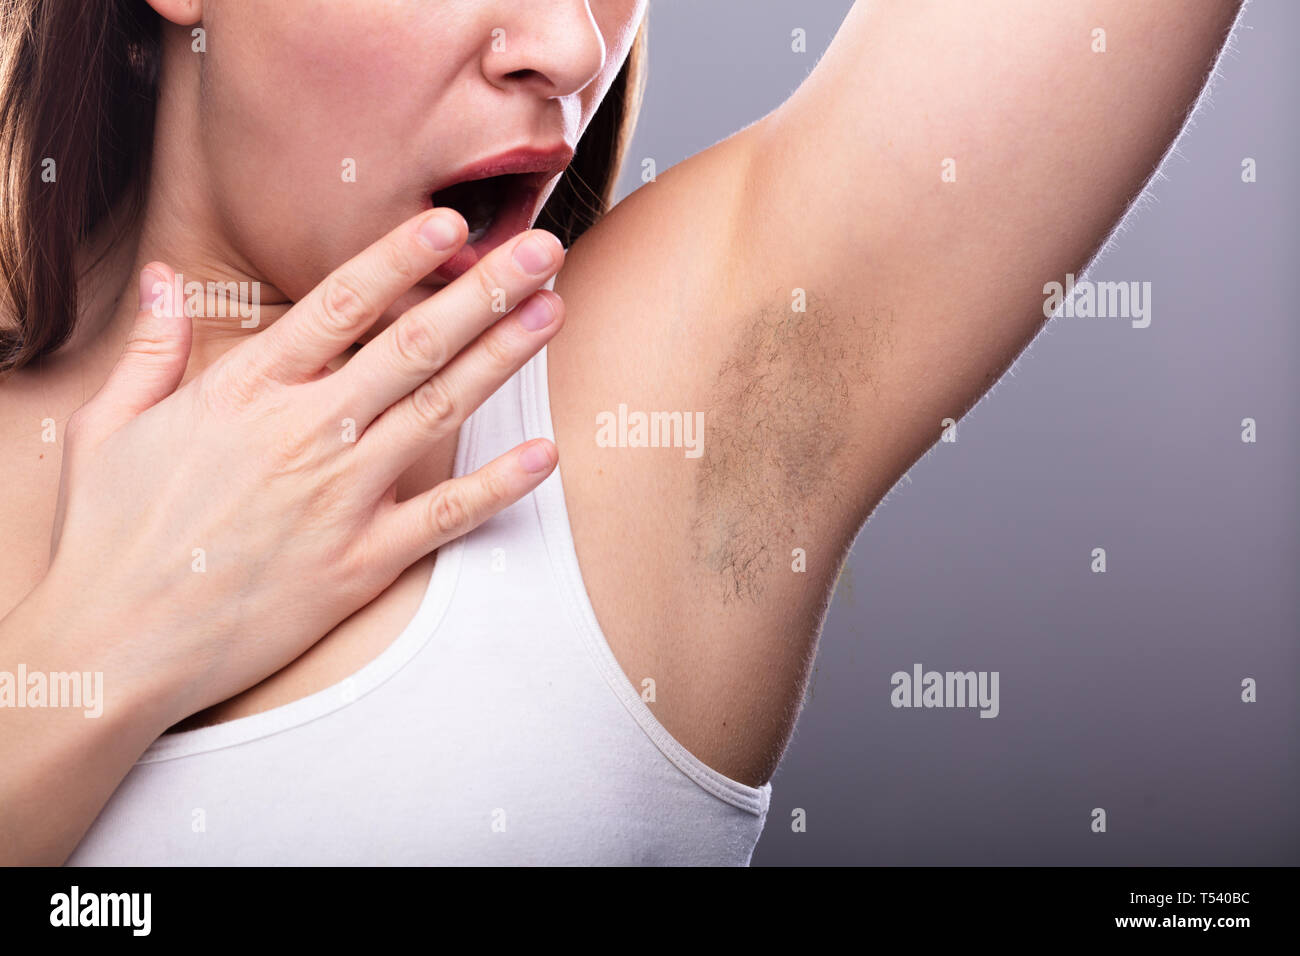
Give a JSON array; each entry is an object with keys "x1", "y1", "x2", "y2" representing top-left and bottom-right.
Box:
[{"x1": 67, "y1": 344, "x2": 772, "y2": 866}]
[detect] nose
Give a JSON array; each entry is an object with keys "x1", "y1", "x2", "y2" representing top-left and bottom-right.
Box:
[{"x1": 481, "y1": 1, "x2": 607, "y2": 99}]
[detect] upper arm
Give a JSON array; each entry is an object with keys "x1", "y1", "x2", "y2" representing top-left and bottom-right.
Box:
[
  {"x1": 553, "y1": 0, "x2": 1245, "y2": 596},
  {"x1": 729, "y1": 0, "x2": 1244, "y2": 492}
]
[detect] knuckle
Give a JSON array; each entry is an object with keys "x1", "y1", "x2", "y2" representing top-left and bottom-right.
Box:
[
  {"x1": 124, "y1": 323, "x2": 173, "y2": 360},
  {"x1": 473, "y1": 261, "x2": 508, "y2": 312},
  {"x1": 409, "y1": 377, "x2": 457, "y2": 433},
  {"x1": 429, "y1": 488, "x2": 470, "y2": 538},
  {"x1": 336, "y1": 547, "x2": 385, "y2": 604},
  {"x1": 320, "y1": 274, "x2": 369, "y2": 334},
  {"x1": 479, "y1": 327, "x2": 517, "y2": 372},
  {"x1": 392, "y1": 316, "x2": 446, "y2": 371},
  {"x1": 304, "y1": 466, "x2": 352, "y2": 519},
  {"x1": 200, "y1": 357, "x2": 260, "y2": 414},
  {"x1": 381, "y1": 237, "x2": 419, "y2": 285},
  {"x1": 272, "y1": 432, "x2": 316, "y2": 474},
  {"x1": 479, "y1": 468, "x2": 510, "y2": 505},
  {"x1": 334, "y1": 540, "x2": 370, "y2": 584},
  {"x1": 268, "y1": 418, "x2": 320, "y2": 472}
]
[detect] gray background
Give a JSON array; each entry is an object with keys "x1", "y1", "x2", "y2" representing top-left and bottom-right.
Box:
[{"x1": 615, "y1": 0, "x2": 1299, "y2": 865}]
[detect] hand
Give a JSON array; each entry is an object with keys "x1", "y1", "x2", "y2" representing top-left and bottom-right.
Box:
[{"x1": 41, "y1": 209, "x2": 565, "y2": 728}]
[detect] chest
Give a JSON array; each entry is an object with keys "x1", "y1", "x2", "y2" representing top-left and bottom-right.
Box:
[
  {"x1": 64, "y1": 578, "x2": 766, "y2": 865},
  {"x1": 0, "y1": 378, "x2": 450, "y2": 731}
]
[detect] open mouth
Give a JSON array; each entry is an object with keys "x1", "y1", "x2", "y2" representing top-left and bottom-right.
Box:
[{"x1": 429, "y1": 172, "x2": 547, "y2": 281}]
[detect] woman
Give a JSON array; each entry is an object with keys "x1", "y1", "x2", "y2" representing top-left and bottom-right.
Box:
[{"x1": 0, "y1": 0, "x2": 1243, "y2": 865}]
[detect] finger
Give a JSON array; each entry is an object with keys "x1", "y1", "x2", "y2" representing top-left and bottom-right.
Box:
[
  {"x1": 370, "y1": 439, "x2": 557, "y2": 568},
  {"x1": 83, "y1": 263, "x2": 193, "y2": 438},
  {"x1": 335, "y1": 229, "x2": 564, "y2": 426},
  {"x1": 255, "y1": 208, "x2": 467, "y2": 382},
  {"x1": 356, "y1": 289, "x2": 563, "y2": 480}
]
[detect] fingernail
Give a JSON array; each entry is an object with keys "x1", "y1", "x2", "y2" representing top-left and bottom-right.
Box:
[
  {"x1": 519, "y1": 442, "x2": 554, "y2": 474},
  {"x1": 512, "y1": 233, "x2": 559, "y2": 275},
  {"x1": 514, "y1": 295, "x2": 556, "y2": 332},
  {"x1": 139, "y1": 268, "x2": 167, "y2": 311},
  {"x1": 419, "y1": 212, "x2": 461, "y2": 250}
]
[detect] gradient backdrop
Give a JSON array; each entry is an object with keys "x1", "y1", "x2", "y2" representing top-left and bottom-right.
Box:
[{"x1": 613, "y1": 0, "x2": 1300, "y2": 865}]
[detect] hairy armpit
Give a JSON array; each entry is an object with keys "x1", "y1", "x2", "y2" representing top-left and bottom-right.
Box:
[{"x1": 692, "y1": 295, "x2": 889, "y2": 604}]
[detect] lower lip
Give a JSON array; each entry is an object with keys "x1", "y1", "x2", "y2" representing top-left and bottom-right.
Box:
[{"x1": 429, "y1": 182, "x2": 542, "y2": 283}]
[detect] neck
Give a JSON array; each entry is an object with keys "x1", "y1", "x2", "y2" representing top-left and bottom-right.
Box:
[{"x1": 71, "y1": 30, "x2": 294, "y2": 386}]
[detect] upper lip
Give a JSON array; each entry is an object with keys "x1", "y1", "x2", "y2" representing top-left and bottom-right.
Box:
[{"x1": 434, "y1": 143, "x2": 576, "y2": 193}]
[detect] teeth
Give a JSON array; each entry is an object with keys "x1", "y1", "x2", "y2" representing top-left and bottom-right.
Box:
[{"x1": 467, "y1": 224, "x2": 489, "y2": 244}]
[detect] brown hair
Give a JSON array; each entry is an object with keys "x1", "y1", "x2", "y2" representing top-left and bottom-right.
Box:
[
  {"x1": 0, "y1": 1, "x2": 647, "y2": 375},
  {"x1": 536, "y1": 19, "x2": 647, "y2": 249}
]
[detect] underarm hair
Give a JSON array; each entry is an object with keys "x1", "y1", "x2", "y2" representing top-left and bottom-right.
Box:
[{"x1": 692, "y1": 292, "x2": 889, "y2": 604}]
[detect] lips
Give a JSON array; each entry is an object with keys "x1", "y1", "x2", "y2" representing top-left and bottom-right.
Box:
[{"x1": 428, "y1": 145, "x2": 574, "y2": 282}]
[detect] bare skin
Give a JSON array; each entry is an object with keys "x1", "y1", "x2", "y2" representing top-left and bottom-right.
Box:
[{"x1": 0, "y1": 0, "x2": 1244, "y2": 862}]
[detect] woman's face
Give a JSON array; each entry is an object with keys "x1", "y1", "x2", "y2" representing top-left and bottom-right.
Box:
[{"x1": 160, "y1": 0, "x2": 644, "y2": 307}]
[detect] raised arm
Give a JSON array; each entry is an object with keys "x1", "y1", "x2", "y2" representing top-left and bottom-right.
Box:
[
  {"x1": 548, "y1": 0, "x2": 1245, "y2": 784},
  {"x1": 732, "y1": 0, "x2": 1245, "y2": 487},
  {"x1": 567, "y1": 0, "x2": 1244, "y2": 489}
]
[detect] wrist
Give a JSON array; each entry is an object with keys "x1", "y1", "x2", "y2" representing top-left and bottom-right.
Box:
[{"x1": 10, "y1": 571, "x2": 190, "y2": 738}]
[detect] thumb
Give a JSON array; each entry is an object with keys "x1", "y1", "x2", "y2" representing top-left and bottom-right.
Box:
[{"x1": 93, "y1": 263, "x2": 193, "y2": 431}]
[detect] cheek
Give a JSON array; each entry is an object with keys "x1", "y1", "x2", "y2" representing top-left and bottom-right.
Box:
[{"x1": 199, "y1": 6, "x2": 442, "y2": 299}]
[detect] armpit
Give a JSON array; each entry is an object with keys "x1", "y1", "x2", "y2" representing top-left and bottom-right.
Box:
[{"x1": 691, "y1": 294, "x2": 889, "y2": 604}]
